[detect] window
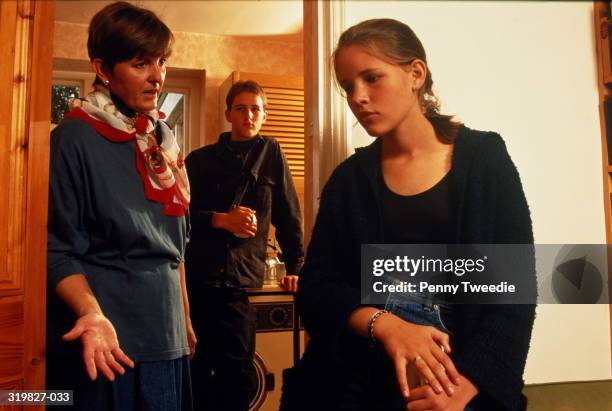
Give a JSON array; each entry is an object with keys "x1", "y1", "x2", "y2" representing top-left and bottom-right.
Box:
[
  {"x1": 51, "y1": 67, "x2": 93, "y2": 128},
  {"x1": 51, "y1": 84, "x2": 79, "y2": 125},
  {"x1": 159, "y1": 91, "x2": 186, "y2": 152}
]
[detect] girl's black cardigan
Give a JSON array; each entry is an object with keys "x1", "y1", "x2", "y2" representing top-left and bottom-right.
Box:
[{"x1": 294, "y1": 126, "x2": 536, "y2": 410}]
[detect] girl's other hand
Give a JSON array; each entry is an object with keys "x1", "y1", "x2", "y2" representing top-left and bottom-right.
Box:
[
  {"x1": 406, "y1": 374, "x2": 478, "y2": 411},
  {"x1": 373, "y1": 313, "x2": 460, "y2": 400}
]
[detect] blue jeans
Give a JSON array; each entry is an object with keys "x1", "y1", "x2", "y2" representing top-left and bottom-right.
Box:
[
  {"x1": 385, "y1": 292, "x2": 451, "y2": 332},
  {"x1": 384, "y1": 291, "x2": 474, "y2": 411}
]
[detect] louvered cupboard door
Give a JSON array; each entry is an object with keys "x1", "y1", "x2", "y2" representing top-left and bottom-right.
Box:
[
  {"x1": 261, "y1": 86, "x2": 305, "y2": 178},
  {"x1": 0, "y1": 0, "x2": 54, "y2": 407}
]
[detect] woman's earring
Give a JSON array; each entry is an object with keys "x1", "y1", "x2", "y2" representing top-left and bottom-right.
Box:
[{"x1": 103, "y1": 79, "x2": 110, "y2": 86}]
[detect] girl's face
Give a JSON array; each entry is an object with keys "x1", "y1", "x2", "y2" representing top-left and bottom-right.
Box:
[{"x1": 335, "y1": 45, "x2": 422, "y2": 138}]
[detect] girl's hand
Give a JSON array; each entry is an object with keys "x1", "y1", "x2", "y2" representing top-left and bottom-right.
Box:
[
  {"x1": 406, "y1": 374, "x2": 478, "y2": 411},
  {"x1": 373, "y1": 313, "x2": 460, "y2": 399}
]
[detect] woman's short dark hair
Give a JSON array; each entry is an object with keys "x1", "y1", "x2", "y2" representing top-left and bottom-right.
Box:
[
  {"x1": 88, "y1": 1, "x2": 173, "y2": 81},
  {"x1": 333, "y1": 18, "x2": 462, "y2": 143},
  {"x1": 225, "y1": 80, "x2": 267, "y2": 111}
]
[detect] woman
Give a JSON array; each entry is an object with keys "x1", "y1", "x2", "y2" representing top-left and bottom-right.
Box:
[
  {"x1": 288, "y1": 19, "x2": 535, "y2": 411},
  {"x1": 46, "y1": 2, "x2": 195, "y2": 410}
]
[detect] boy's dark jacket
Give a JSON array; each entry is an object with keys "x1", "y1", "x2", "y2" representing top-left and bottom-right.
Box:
[{"x1": 185, "y1": 132, "x2": 304, "y2": 289}]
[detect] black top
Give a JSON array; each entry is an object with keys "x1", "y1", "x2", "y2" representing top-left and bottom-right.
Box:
[
  {"x1": 380, "y1": 171, "x2": 454, "y2": 244},
  {"x1": 185, "y1": 132, "x2": 304, "y2": 289},
  {"x1": 293, "y1": 126, "x2": 536, "y2": 411},
  {"x1": 229, "y1": 137, "x2": 258, "y2": 163},
  {"x1": 47, "y1": 118, "x2": 189, "y2": 362}
]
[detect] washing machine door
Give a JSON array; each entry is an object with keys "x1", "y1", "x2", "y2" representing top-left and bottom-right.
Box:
[{"x1": 249, "y1": 352, "x2": 272, "y2": 411}]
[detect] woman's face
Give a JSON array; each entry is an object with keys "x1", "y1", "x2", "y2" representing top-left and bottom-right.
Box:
[
  {"x1": 106, "y1": 55, "x2": 167, "y2": 113},
  {"x1": 335, "y1": 45, "x2": 422, "y2": 138}
]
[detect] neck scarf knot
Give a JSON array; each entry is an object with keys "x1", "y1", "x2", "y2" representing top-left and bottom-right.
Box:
[{"x1": 64, "y1": 85, "x2": 190, "y2": 217}]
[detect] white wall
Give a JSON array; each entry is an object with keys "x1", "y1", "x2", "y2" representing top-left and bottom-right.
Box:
[{"x1": 344, "y1": 1, "x2": 611, "y2": 383}]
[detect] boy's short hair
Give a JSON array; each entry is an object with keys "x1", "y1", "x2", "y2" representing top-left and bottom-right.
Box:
[{"x1": 225, "y1": 80, "x2": 267, "y2": 110}]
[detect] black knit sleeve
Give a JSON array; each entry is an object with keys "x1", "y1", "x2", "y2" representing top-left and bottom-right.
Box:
[
  {"x1": 454, "y1": 134, "x2": 536, "y2": 410},
  {"x1": 296, "y1": 166, "x2": 362, "y2": 345}
]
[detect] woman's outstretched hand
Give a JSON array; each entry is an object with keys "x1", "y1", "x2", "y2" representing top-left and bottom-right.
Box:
[
  {"x1": 63, "y1": 313, "x2": 135, "y2": 381},
  {"x1": 372, "y1": 312, "x2": 460, "y2": 400}
]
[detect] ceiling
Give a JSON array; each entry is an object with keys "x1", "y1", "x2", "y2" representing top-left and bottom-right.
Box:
[{"x1": 55, "y1": 1, "x2": 303, "y2": 42}]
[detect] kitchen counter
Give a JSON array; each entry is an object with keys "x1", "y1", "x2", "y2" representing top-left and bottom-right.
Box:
[{"x1": 246, "y1": 284, "x2": 294, "y2": 296}]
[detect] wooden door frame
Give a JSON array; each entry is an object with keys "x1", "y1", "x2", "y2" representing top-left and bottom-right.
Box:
[
  {"x1": 592, "y1": 0, "x2": 612, "y2": 372},
  {"x1": 24, "y1": 0, "x2": 54, "y2": 390},
  {"x1": 0, "y1": 0, "x2": 54, "y2": 395},
  {"x1": 302, "y1": 0, "x2": 348, "y2": 246}
]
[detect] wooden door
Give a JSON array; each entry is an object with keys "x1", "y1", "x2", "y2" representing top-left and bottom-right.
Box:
[{"x1": 0, "y1": 0, "x2": 54, "y2": 406}]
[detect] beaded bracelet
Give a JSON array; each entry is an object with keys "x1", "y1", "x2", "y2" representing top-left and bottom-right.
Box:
[{"x1": 367, "y1": 309, "x2": 389, "y2": 347}]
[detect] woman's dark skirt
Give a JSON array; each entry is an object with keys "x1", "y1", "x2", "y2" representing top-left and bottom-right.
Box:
[{"x1": 46, "y1": 346, "x2": 193, "y2": 411}]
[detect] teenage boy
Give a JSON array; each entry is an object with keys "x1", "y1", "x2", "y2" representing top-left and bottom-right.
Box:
[{"x1": 185, "y1": 80, "x2": 304, "y2": 411}]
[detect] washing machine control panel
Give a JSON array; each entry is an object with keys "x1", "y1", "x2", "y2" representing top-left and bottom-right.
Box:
[{"x1": 252, "y1": 302, "x2": 294, "y2": 331}]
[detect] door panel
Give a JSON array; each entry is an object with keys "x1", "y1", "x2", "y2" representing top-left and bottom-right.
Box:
[{"x1": 0, "y1": 0, "x2": 54, "y2": 405}]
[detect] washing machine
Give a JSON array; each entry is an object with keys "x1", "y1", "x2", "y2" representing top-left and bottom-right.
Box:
[{"x1": 247, "y1": 288, "x2": 305, "y2": 411}]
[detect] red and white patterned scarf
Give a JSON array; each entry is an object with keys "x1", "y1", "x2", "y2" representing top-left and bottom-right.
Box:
[{"x1": 65, "y1": 85, "x2": 190, "y2": 217}]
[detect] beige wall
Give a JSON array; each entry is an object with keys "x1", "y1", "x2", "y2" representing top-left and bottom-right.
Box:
[
  {"x1": 53, "y1": 21, "x2": 303, "y2": 146},
  {"x1": 346, "y1": 1, "x2": 611, "y2": 384}
]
